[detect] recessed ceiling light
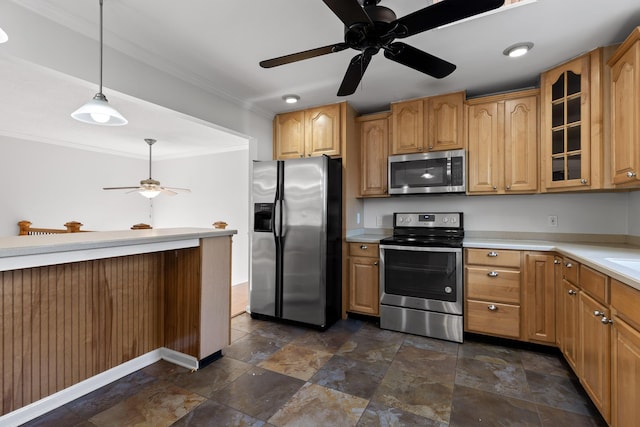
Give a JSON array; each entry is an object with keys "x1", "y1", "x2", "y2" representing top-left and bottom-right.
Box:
[
  {"x1": 282, "y1": 94, "x2": 300, "y2": 104},
  {"x1": 503, "y1": 42, "x2": 534, "y2": 58},
  {"x1": 0, "y1": 26, "x2": 8, "y2": 44}
]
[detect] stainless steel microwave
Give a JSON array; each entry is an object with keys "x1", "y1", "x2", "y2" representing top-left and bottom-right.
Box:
[{"x1": 388, "y1": 149, "x2": 466, "y2": 195}]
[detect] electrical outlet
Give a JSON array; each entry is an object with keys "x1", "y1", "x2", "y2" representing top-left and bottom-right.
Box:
[
  {"x1": 548, "y1": 215, "x2": 558, "y2": 227},
  {"x1": 356, "y1": 212, "x2": 361, "y2": 225},
  {"x1": 376, "y1": 215, "x2": 384, "y2": 226}
]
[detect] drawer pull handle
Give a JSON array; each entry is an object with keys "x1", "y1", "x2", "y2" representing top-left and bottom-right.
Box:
[
  {"x1": 627, "y1": 171, "x2": 637, "y2": 178},
  {"x1": 601, "y1": 317, "x2": 613, "y2": 325},
  {"x1": 487, "y1": 271, "x2": 499, "y2": 278},
  {"x1": 593, "y1": 310, "x2": 605, "y2": 317},
  {"x1": 565, "y1": 262, "x2": 573, "y2": 268},
  {"x1": 568, "y1": 289, "x2": 577, "y2": 295},
  {"x1": 373, "y1": 261, "x2": 378, "y2": 266},
  {"x1": 360, "y1": 245, "x2": 368, "y2": 250},
  {"x1": 487, "y1": 304, "x2": 498, "y2": 311},
  {"x1": 580, "y1": 178, "x2": 588, "y2": 184},
  {"x1": 554, "y1": 259, "x2": 561, "y2": 264},
  {"x1": 487, "y1": 251, "x2": 498, "y2": 257}
]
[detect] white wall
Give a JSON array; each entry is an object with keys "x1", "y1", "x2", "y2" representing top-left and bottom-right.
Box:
[
  {"x1": 363, "y1": 192, "x2": 631, "y2": 235},
  {"x1": 153, "y1": 150, "x2": 250, "y2": 285},
  {"x1": 628, "y1": 191, "x2": 640, "y2": 237},
  {"x1": 0, "y1": 135, "x2": 150, "y2": 236}
]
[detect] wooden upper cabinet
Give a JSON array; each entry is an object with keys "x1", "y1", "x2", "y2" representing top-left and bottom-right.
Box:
[
  {"x1": 467, "y1": 90, "x2": 538, "y2": 195},
  {"x1": 608, "y1": 27, "x2": 640, "y2": 187},
  {"x1": 390, "y1": 99, "x2": 423, "y2": 155},
  {"x1": 273, "y1": 103, "x2": 342, "y2": 159},
  {"x1": 305, "y1": 103, "x2": 342, "y2": 158},
  {"x1": 427, "y1": 91, "x2": 465, "y2": 151},
  {"x1": 274, "y1": 111, "x2": 305, "y2": 159},
  {"x1": 358, "y1": 112, "x2": 390, "y2": 197},
  {"x1": 540, "y1": 48, "x2": 606, "y2": 192}
]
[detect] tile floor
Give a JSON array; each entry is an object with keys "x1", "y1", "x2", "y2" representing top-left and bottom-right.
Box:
[{"x1": 22, "y1": 314, "x2": 607, "y2": 426}]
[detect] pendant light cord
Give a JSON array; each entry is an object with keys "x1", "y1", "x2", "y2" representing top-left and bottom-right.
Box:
[{"x1": 98, "y1": 0, "x2": 104, "y2": 95}]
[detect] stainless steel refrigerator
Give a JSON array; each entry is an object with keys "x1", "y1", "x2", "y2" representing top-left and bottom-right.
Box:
[{"x1": 250, "y1": 155, "x2": 342, "y2": 329}]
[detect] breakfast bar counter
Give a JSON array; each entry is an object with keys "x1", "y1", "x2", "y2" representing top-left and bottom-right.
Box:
[{"x1": 0, "y1": 228, "x2": 236, "y2": 424}]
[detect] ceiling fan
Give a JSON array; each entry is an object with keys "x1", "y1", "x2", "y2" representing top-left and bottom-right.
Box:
[
  {"x1": 260, "y1": 0, "x2": 505, "y2": 96},
  {"x1": 103, "y1": 138, "x2": 191, "y2": 198}
]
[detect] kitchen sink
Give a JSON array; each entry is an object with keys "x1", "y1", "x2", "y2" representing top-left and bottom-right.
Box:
[{"x1": 605, "y1": 258, "x2": 640, "y2": 272}]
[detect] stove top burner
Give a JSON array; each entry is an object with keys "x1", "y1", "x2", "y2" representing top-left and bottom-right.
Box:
[{"x1": 382, "y1": 212, "x2": 464, "y2": 248}]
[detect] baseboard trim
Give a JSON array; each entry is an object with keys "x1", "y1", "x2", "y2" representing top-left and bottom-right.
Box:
[{"x1": 0, "y1": 347, "x2": 200, "y2": 427}]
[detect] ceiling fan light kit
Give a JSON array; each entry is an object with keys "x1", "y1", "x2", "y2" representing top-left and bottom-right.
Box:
[
  {"x1": 260, "y1": 0, "x2": 506, "y2": 96},
  {"x1": 103, "y1": 138, "x2": 191, "y2": 198},
  {"x1": 0, "y1": 26, "x2": 8, "y2": 43},
  {"x1": 503, "y1": 42, "x2": 534, "y2": 58},
  {"x1": 71, "y1": 0, "x2": 127, "y2": 126}
]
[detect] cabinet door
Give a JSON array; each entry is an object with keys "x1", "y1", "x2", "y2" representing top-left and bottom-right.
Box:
[
  {"x1": 579, "y1": 291, "x2": 611, "y2": 422},
  {"x1": 610, "y1": 42, "x2": 640, "y2": 185},
  {"x1": 541, "y1": 55, "x2": 592, "y2": 190},
  {"x1": 524, "y1": 253, "x2": 555, "y2": 344},
  {"x1": 348, "y1": 256, "x2": 380, "y2": 315},
  {"x1": 427, "y1": 92, "x2": 465, "y2": 151},
  {"x1": 467, "y1": 102, "x2": 501, "y2": 193},
  {"x1": 274, "y1": 111, "x2": 305, "y2": 159},
  {"x1": 561, "y1": 279, "x2": 580, "y2": 372},
  {"x1": 390, "y1": 99, "x2": 424, "y2": 154},
  {"x1": 504, "y1": 96, "x2": 538, "y2": 193},
  {"x1": 360, "y1": 116, "x2": 389, "y2": 196},
  {"x1": 611, "y1": 316, "x2": 640, "y2": 427},
  {"x1": 305, "y1": 104, "x2": 341, "y2": 158}
]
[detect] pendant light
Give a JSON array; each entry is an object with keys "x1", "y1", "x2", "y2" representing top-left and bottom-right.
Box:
[
  {"x1": 0, "y1": 26, "x2": 8, "y2": 44},
  {"x1": 71, "y1": 0, "x2": 127, "y2": 126}
]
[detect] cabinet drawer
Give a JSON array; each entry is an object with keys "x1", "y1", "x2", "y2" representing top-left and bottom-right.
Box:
[
  {"x1": 466, "y1": 300, "x2": 521, "y2": 338},
  {"x1": 562, "y1": 258, "x2": 579, "y2": 285},
  {"x1": 465, "y1": 267, "x2": 521, "y2": 303},
  {"x1": 466, "y1": 249, "x2": 521, "y2": 268},
  {"x1": 611, "y1": 279, "x2": 640, "y2": 329},
  {"x1": 349, "y1": 243, "x2": 379, "y2": 258},
  {"x1": 580, "y1": 265, "x2": 609, "y2": 304}
]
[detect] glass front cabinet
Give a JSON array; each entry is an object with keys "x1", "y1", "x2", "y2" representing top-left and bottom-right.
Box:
[{"x1": 540, "y1": 49, "x2": 606, "y2": 191}]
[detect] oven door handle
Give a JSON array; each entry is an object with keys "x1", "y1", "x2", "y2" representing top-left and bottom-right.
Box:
[{"x1": 380, "y1": 244, "x2": 462, "y2": 253}]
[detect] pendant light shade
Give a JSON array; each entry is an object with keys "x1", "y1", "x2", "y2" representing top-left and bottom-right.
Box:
[
  {"x1": 71, "y1": 0, "x2": 127, "y2": 126},
  {"x1": 0, "y1": 26, "x2": 8, "y2": 44}
]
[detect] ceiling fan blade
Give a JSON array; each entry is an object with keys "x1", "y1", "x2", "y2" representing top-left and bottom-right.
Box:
[
  {"x1": 163, "y1": 186, "x2": 191, "y2": 192},
  {"x1": 322, "y1": 0, "x2": 373, "y2": 27},
  {"x1": 160, "y1": 188, "x2": 178, "y2": 196},
  {"x1": 394, "y1": 0, "x2": 505, "y2": 39},
  {"x1": 384, "y1": 42, "x2": 456, "y2": 79},
  {"x1": 337, "y1": 52, "x2": 373, "y2": 97},
  {"x1": 260, "y1": 43, "x2": 348, "y2": 68},
  {"x1": 103, "y1": 186, "x2": 140, "y2": 190}
]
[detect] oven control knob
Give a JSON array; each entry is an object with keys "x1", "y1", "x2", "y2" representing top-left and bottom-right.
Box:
[
  {"x1": 442, "y1": 217, "x2": 449, "y2": 223},
  {"x1": 398, "y1": 217, "x2": 404, "y2": 223},
  {"x1": 444, "y1": 286, "x2": 453, "y2": 294},
  {"x1": 406, "y1": 217, "x2": 412, "y2": 223},
  {"x1": 451, "y1": 217, "x2": 457, "y2": 223}
]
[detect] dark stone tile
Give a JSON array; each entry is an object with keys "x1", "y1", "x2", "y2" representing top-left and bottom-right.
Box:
[
  {"x1": 289, "y1": 327, "x2": 353, "y2": 353},
  {"x1": 251, "y1": 321, "x2": 308, "y2": 346},
  {"x1": 169, "y1": 356, "x2": 253, "y2": 398},
  {"x1": 19, "y1": 406, "x2": 88, "y2": 427},
  {"x1": 332, "y1": 317, "x2": 365, "y2": 334},
  {"x1": 212, "y1": 366, "x2": 305, "y2": 420},
  {"x1": 357, "y1": 400, "x2": 447, "y2": 427},
  {"x1": 231, "y1": 313, "x2": 269, "y2": 333},
  {"x1": 449, "y1": 384, "x2": 541, "y2": 427},
  {"x1": 141, "y1": 359, "x2": 191, "y2": 380},
  {"x1": 231, "y1": 327, "x2": 249, "y2": 343},
  {"x1": 402, "y1": 334, "x2": 460, "y2": 355},
  {"x1": 537, "y1": 404, "x2": 608, "y2": 427},
  {"x1": 337, "y1": 332, "x2": 403, "y2": 363},
  {"x1": 394, "y1": 345, "x2": 457, "y2": 384},
  {"x1": 170, "y1": 399, "x2": 272, "y2": 427},
  {"x1": 455, "y1": 356, "x2": 532, "y2": 400},
  {"x1": 458, "y1": 340, "x2": 523, "y2": 365},
  {"x1": 373, "y1": 364, "x2": 453, "y2": 424},
  {"x1": 64, "y1": 370, "x2": 157, "y2": 419},
  {"x1": 358, "y1": 324, "x2": 406, "y2": 345},
  {"x1": 519, "y1": 348, "x2": 572, "y2": 378},
  {"x1": 258, "y1": 343, "x2": 333, "y2": 381},
  {"x1": 526, "y1": 370, "x2": 601, "y2": 416},
  {"x1": 310, "y1": 354, "x2": 390, "y2": 399},
  {"x1": 223, "y1": 332, "x2": 282, "y2": 364}
]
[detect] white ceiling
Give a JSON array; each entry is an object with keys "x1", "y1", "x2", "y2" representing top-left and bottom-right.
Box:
[{"x1": 2, "y1": 0, "x2": 640, "y2": 158}]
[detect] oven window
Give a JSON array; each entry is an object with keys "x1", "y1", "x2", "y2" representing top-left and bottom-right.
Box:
[
  {"x1": 384, "y1": 249, "x2": 457, "y2": 302},
  {"x1": 390, "y1": 158, "x2": 448, "y2": 189}
]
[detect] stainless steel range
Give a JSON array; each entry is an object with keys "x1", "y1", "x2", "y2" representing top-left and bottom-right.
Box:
[{"x1": 379, "y1": 212, "x2": 464, "y2": 343}]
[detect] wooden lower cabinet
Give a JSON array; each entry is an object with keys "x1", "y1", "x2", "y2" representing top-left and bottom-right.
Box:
[
  {"x1": 524, "y1": 252, "x2": 556, "y2": 344},
  {"x1": 348, "y1": 243, "x2": 379, "y2": 316},
  {"x1": 560, "y1": 279, "x2": 580, "y2": 372},
  {"x1": 466, "y1": 300, "x2": 521, "y2": 338}
]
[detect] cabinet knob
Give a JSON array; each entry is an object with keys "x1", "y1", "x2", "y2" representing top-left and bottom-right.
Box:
[
  {"x1": 487, "y1": 251, "x2": 498, "y2": 257},
  {"x1": 506, "y1": 185, "x2": 511, "y2": 190},
  {"x1": 554, "y1": 259, "x2": 562, "y2": 264},
  {"x1": 487, "y1": 271, "x2": 499, "y2": 278},
  {"x1": 593, "y1": 310, "x2": 605, "y2": 317},
  {"x1": 308, "y1": 154, "x2": 312, "y2": 157},
  {"x1": 487, "y1": 304, "x2": 498, "y2": 311},
  {"x1": 418, "y1": 147, "x2": 423, "y2": 151},
  {"x1": 492, "y1": 185, "x2": 497, "y2": 190},
  {"x1": 601, "y1": 317, "x2": 613, "y2": 325},
  {"x1": 568, "y1": 289, "x2": 577, "y2": 295},
  {"x1": 373, "y1": 261, "x2": 379, "y2": 266},
  {"x1": 360, "y1": 244, "x2": 368, "y2": 250},
  {"x1": 580, "y1": 179, "x2": 588, "y2": 184},
  {"x1": 299, "y1": 154, "x2": 304, "y2": 158},
  {"x1": 565, "y1": 262, "x2": 573, "y2": 268},
  {"x1": 428, "y1": 146, "x2": 433, "y2": 150},
  {"x1": 627, "y1": 171, "x2": 637, "y2": 178}
]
